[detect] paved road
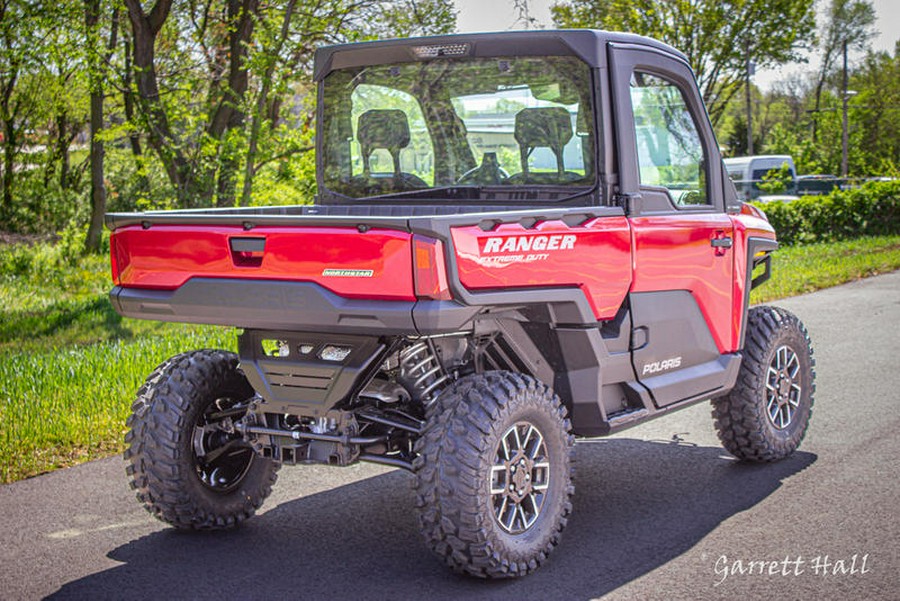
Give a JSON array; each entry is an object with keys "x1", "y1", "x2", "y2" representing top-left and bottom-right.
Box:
[{"x1": 2, "y1": 272, "x2": 899, "y2": 600}]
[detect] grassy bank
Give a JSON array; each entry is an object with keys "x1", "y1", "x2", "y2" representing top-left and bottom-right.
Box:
[
  {"x1": 1, "y1": 235, "x2": 899, "y2": 483},
  {"x1": 750, "y1": 235, "x2": 900, "y2": 303}
]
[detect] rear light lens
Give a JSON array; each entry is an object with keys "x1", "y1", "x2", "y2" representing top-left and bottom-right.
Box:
[
  {"x1": 413, "y1": 235, "x2": 452, "y2": 300},
  {"x1": 109, "y1": 234, "x2": 128, "y2": 285}
]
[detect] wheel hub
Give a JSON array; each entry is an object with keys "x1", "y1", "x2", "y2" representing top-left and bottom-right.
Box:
[
  {"x1": 765, "y1": 345, "x2": 803, "y2": 430},
  {"x1": 490, "y1": 421, "x2": 550, "y2": 534},
  {"x1": 506, "y1": 454, "x2": 534, "y2": 502},
  {"x1": 192, "y1": 396, "x2": 255, "y2": 492}
]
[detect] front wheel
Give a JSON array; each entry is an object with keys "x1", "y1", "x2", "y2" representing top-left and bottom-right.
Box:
[
  {"x1": 124, "y1": 350, "x2": 279, "y2": 529},
  {"x1": 713, "y1": 306, "x2": 816, "y2": 462},
  {"x1": 413, "y1": 372, "x2": 574, "y2": 578}
]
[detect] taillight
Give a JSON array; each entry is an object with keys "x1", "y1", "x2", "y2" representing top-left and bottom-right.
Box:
[
  {"x1": 413, "y1": 235, "x2": 451, "y2": 300},
  {"x1": 109, "y1": 234, "x2": 125, "y2": 285}
]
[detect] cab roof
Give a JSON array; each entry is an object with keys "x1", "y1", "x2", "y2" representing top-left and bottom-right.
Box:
[{"x1": 313, "y1": 29, "x2": 687, "y2": 81}]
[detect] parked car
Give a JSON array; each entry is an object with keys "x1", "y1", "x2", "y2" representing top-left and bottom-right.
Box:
[
  {"x1": 796, "y1": 174, "x2": 839, "y2": 196},
  {"x1": 724, "y1": 155, "x2": 796, "y2": 200}
]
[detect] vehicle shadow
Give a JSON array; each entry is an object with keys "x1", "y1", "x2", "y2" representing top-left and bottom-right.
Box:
[{"x1": 48, "y1": 439, "x2": 816, "y2": 601}]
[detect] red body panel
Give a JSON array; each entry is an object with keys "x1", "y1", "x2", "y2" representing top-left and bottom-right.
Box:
[
  {"x1": 111, "y1": 225, "x2": 416, "y2": 301},
  {"x1": 451, "y1": 217, "x2": 633, "y2": 320},
  {"x1": 629, "y1": 213, "x2": 735, "y2": 353}
]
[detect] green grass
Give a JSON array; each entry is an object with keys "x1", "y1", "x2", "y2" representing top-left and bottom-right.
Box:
[
  {"x1": 1, "y1": 234, "x2": 899, "y2": 483},
  {"x1": 0, "y1": 241, "x2": 236, "y2": 482},
  {"x1": 0, "y1": 328, "x2": 235, "y2": 483}
]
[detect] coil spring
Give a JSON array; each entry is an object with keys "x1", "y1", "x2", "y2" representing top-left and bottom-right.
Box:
[{"x1": 399, "y1": 340, "x2": 449, "y2": 405}]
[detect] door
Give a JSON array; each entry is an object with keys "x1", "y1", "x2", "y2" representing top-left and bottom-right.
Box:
[{"x1": 609, "y1": 43, "x2": 736, "y2": 406}]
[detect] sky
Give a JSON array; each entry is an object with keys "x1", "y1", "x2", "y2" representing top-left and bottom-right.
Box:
[{"x1": 453, "y1": 0, "x2": 900, "y2": 89}]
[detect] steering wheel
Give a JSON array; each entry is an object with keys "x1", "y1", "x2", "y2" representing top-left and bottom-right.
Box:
[{"x1": 457, "y1": 152, "x2": 509, "y2": 185}]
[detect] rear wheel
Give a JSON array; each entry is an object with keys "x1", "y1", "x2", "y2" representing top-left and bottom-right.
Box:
[
  {"x1": 124, "y1": 350, "x2": 278, "y2": 529},
  {"x1": 713, "y1": 306, "x2": 815, "y2": 462},
  {"x1": 413, "y1": 372, "x2": 574, "y2": 578}
]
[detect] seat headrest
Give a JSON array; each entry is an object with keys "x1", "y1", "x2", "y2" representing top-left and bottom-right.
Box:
[
  {"x1": 357, "y1": 109, "x2": 411, "y2": 154},
  {"x1": 514, "y1": 107, "x2": 573, "y2": 151}
]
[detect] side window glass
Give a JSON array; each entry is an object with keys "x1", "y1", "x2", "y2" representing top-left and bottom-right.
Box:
[{"x1": 629, "y1": 72, "x2": 709, "y2": 206}]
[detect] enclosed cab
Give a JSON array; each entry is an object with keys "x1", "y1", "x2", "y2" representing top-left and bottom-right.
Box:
[{"x1": 108, "y1": 30, "x2": 815, "y2": 579}]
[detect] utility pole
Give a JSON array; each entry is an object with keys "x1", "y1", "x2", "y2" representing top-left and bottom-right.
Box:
[
  {"x1": 841, "y1": 40, "x2": 850, "y2": 178},
  {"x1": 745, "y1": 39, "x2": 754, "y2": 156}
]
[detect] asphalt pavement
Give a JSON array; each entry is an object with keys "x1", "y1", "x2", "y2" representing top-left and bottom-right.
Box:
[{"x1": 1, "y1": 271, "x2": 898, "y2": 600}]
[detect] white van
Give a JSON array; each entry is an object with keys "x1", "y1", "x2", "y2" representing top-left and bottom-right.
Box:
[{"x1": 723, "y1": 155, "x2": 796, "y2": 200}]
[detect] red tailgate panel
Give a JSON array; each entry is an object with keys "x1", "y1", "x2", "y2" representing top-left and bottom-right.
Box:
[
  {"x1": 111, "y1": 225, "x2": 416, "y2": 301},
  {"x1": 451, "y1": 217, "x2": 632, "y2": 320}
]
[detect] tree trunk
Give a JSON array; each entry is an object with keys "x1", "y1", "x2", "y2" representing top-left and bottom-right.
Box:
[
  {"x1": 56, "y1": 111, "x2": 71, "y2": 190},
  {"x1": 1, "y1": 121, "x2": 14, "y2": 212},
  {"x1": 210, "y1": 0, "x2": 258, "y2": 207},
  {"x1": 240, "y1": 0, "x2": 296, "y2": 206},
  {"x1": 121, "y1": 34, "x2": 149, "y2": 192},
  {"x1": 84, "y1": 0, "x2": 118, "y2": 253},
  {"x1": 122, "y1": 37, "x2": 143, "y2": 159},
  {"x1": 0, "y1": 61, "x2": 18, "y2": 213},
  {"x1": 124, "y1": 0, "x2": 201, "y2": 206},
  {"x1": 84, "y1": 0, "x2": 105, "y2": 252},
  {"x1": 85, "y1": 85, "x2": 106, "y2": 252}
]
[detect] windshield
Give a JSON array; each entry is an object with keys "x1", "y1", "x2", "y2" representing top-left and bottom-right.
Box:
[{"x1": 320, "y1": 55, "x2": 595, "y2": 201}]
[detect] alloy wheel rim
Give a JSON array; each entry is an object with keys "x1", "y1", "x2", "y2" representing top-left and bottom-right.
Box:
[
  {"x1": 490, "y1": 421, "x2": 550, "y2": 534},
  {"x1": 765, "y1": 345, "x2": 802, "y2": 430}
]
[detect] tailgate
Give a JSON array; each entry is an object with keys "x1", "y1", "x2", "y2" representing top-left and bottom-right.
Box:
[{"x1": 110, "y1": 224, "x2": 415, "y2": 301}]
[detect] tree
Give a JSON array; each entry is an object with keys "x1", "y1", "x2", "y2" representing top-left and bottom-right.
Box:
[
  {"x1": 237, "y1": 0, "x2": 457, "y2": 206},
  {"x1": 122, "y1": 0, "x2": 457, "y2": 209},
  {"x1": 550, "y1": 0, "x2": 816, "y2": 126},
  {"x1": 84, "y1": 0, "x2": 119, "y2": 253},
  {"x1": 0, "y1": 0, "x2": 458, "y2": 236},
  {"x1": 846, "y1": 46, "x2": 900, "y2": 174},
  {"x1": 810, "y1": 0, "x2": 876, "y2": 143},
  {"x1": 0, "y1": 0, "x2": 41, "y2": 213}
]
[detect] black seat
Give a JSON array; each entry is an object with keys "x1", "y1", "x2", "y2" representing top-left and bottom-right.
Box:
[
  {"x1": 513, "y1": 107, "x2": 573, "y2": 179},
  {"x1": 357, "y1": 109, "x2": 411, "y2": 179}
]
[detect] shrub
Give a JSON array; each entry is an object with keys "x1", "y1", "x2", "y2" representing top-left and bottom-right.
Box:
[{"x1": 753, "y1": 180, "x2": 900, "y2": 246}]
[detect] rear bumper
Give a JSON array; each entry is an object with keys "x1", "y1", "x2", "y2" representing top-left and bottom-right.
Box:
[{"x1": 110, "y1": 278, "x2": 480, "y2": 336}]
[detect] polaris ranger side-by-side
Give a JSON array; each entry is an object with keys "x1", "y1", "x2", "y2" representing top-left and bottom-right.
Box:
[{"x1": 108, "y1": 30, "x2": 815, "y2": 578}]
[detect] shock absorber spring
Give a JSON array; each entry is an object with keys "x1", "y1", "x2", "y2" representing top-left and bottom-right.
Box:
[{"x1": 399, "y1": 340, "x2": 449, "y2": 405}]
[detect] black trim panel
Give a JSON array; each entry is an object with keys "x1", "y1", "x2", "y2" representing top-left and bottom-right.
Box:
[
  {"x1": 238, "y1": 330, "x2": 387, "y2": 416},
  {"x1": 639, "y1": 354, "x2": 741, "y2": 407},
  {"x1": 312, "y1": 30, "x2": 687, "y2": 81},
  {"x1": 110, "y1": 279, "x2": 419, "y2": 335},
  {"x1": 740, "y1": 237, "x2": 779, "y2": 349}
]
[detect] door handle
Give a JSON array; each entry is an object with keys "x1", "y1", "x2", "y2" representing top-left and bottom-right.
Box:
[{"x1": 710, "y1": 237, "x2": 733, "y2": 248}]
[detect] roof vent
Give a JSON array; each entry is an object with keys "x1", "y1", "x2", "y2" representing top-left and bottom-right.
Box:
[{"x1": 410, "y1": 43, "x2": 470, "y2": 59}]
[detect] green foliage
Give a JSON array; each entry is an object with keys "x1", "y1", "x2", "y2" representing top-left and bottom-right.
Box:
[
  {"x1": 551, "y1": 0, "x2": 816, "y2": 126},
  {"x1": 0, "y1": 326, "x2": 235, "y2": 482},
  {"x1": 752, "y1": 180, "x2": 900, "y2": 245},
  {"x1": 0, "y1": 0, "x2": 457, "y2": 234},
  {"x1": 0, "y1": 234, "x2": 237, "y2": 481},
  {"x1": 757, "y1": 163, "x2": 794, "y2": 194}
]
